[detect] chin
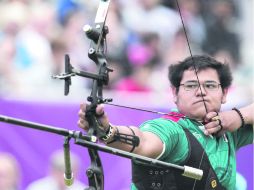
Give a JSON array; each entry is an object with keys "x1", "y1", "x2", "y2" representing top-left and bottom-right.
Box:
[
  {"x1": 189, "y1": 115, "x2": 205, "y2": 121},
  {"x1": 179, "y1": 105, "x2": 207, "y2": 119},
  {"x1": 188, "y1": 111, "x2": 206, "y2": 120}
]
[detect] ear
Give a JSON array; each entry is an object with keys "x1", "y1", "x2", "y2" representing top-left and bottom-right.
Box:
[
  {"x1": 221, "y1": 88, "x2": 229, "y2": 104},
  {"x1": 171, "y1": 86, "x2": 178, "y2": 103}
]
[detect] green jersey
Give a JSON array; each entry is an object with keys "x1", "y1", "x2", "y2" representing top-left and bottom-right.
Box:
[{"x1": 131, "y1": 113, "x2": 253, "y2": 190}]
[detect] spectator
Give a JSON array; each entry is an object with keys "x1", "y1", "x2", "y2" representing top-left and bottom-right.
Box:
[
  {"x1": 121, "y1": 0, "x2": 182, "y2": 50},
  {"x1": 202, "y1": 0, "x2": 240, "y2": 64},
  {"x1": 0, "y1": 152, "x2": 21, "y2": 190},
  {"x1": 25, "y1": 150, "x2": 86, "y2": 190}
]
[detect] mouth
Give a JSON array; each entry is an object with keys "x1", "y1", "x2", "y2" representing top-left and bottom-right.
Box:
[{"x1": 194, "y1": 100, "x2": 208, "y2": 104}]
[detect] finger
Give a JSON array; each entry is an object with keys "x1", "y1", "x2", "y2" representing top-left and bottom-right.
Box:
[
  {"x1": 205, "y1": 120, "x2": 217, "y2": 129},
  {"x1": 77, "y1": 119, "x2": 89, "y2": 130},
  {"x1": 97, "y1": 113, "x2": 109, "y2": 129},
  {"x1": 204, "y1": 119, "x2": 222, "y2": 135},
  {"x1": 95, "y1": 105, "x2": 110, "y2": 128},
  {"x1": 96, "y1": 104, "x2": 105, "y2": 117},
  {"x1": 78, "y1": 108, "x2": 85, "y2": 118},
  {"x1": 78, "y1": 109, "x2": 85, "y2": 118},
  {"x1": 204, "y1": 111, "x2": 218, "y2": 123},
  {"x1": 211, "y1": 115, "x2": 219, "y2": 121},
  {"x1": 205, "y1": 124, "x2": 222, "y2": 135},
  {"x1": 80, "y1": 102, "x2": 87, "y2": 111}
]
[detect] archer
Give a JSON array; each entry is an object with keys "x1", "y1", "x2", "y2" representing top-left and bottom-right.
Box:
[{"x1": 78, "y1": 55, "x2": 253, "y2": 190}]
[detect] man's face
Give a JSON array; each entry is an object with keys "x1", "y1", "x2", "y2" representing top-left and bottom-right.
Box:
[{"x1": 172, "y1": 68, "x2": 228, "y2": 120}]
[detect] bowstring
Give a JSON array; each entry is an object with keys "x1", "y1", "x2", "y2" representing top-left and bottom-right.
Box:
[
  {"x1": 174, "y1": 0, "x2": 209, "y2": 189},
  {"x1": 174, "y1": 0, "x2": 208, "y2": 114}
]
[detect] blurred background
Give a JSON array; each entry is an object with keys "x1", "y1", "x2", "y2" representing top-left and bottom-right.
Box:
[{"x1": 0, "y1": 0, "x2": 253, "y2": 190}]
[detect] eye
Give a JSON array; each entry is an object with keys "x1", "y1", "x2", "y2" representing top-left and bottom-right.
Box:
[
  {"x1": 205, "y1": 83, "x2": 217, "y2": 89},
  {"x1": 185, "y1": 83, "x2": 198, "y2": 89}
]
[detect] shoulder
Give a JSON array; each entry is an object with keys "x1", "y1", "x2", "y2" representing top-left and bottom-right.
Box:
[
  {"x1": 139, "y1": 117, "x2": 187, "y2": 147},
  {"x1": 140, "y1": 117, "x2": 181, "y2": 132}
]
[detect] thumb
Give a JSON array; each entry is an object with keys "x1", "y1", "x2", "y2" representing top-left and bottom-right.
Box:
[
  {"x1": 96, "y1": 104, "x2": 109, "y2": 128},
  {"x1": 96, "y1": 104, "x2": 105, "y2": 117}
]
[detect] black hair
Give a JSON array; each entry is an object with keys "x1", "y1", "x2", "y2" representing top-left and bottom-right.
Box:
[{"x1": 168, "y1": 55, "x2": 233, "y2": 90}]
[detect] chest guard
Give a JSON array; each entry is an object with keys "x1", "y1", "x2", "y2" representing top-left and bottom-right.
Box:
[{"x1": 132, "y1": 129, "x2": 226, "y2": 190}]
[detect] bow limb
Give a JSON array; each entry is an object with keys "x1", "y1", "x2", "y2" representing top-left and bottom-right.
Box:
[{"x1": 81, "y1": 1, "x2": 112, "y2": 189}]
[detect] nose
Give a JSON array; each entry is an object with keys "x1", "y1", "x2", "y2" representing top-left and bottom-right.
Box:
[{"x1": 195, "y1": 84, "x2": 207, "y2": 96}]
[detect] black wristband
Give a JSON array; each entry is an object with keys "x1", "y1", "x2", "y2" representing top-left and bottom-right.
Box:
[
  {"x1": 232, "y1": 107, "x2": 245, "y2": 128},
  {"x1": 128, "y1": 127, "x2": 136, "y2": 153}
]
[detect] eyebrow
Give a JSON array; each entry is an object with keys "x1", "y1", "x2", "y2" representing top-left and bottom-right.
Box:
[
  {"x1": 204, "y1": 80, "x2": 218, "y2": 83},
  {"x1": 184, "y1": 80, "x2": 218, "y2": 83},
  {"x1": 184, "y1": 80, "x2": 199, "y2": 83}
]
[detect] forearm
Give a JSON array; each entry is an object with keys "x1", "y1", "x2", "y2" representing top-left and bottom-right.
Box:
[
  {"x1": 102, "y1": 124, "x2": 163, "y2": 158},
  {"x1": 103, "y1": 125, "x2": 141, "y2": 152}
]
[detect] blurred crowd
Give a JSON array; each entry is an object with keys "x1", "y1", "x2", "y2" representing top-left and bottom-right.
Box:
[
  {"x1": 0, "y1": 0, "x2": 252, "y2": 103},
  {"x1": 0, "y1": 150, "x2": 87, "y2": 190}
]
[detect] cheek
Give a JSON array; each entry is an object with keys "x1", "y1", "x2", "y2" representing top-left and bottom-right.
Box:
[
  {"x1": 173, "y1": 95, "x2": 177, "y2": 103},
  {"x1": 221, "y1": 94, "x2": 227, "y2": 104},
  {"x1": 215, "y1": 92, "x2": 227, "y2": 104},
  {"x1": 207, "y1": 94, "x2": 225, "y2": 112},
  {"x1": 175, "y1": 94, "x2": 190, "y2": 107},
  {"x1": 171, "y1": 87, "x2": 179, "y2": 103}
]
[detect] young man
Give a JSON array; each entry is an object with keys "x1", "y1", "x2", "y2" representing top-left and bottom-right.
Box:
[{"x1": 78, "y1": 55, "x2": 253, "y2": 190}]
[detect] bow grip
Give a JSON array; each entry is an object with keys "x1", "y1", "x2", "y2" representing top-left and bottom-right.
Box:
[{"x1": 85, "y1": 106, "x2": 106, "y2": 139}]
